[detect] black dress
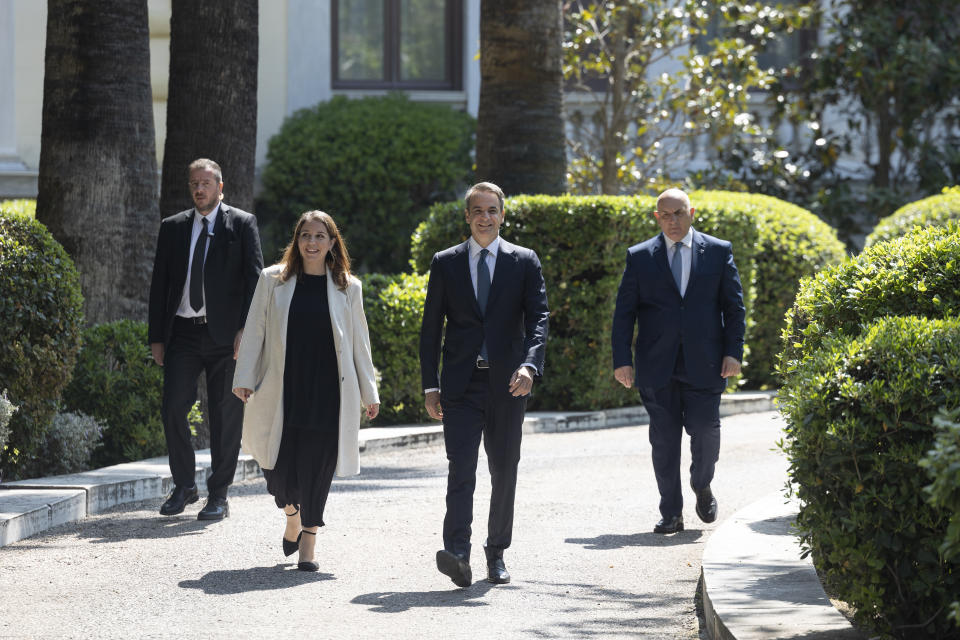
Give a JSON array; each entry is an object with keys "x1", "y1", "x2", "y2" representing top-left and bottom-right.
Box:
[{"x1": 262, "y1": 273, "x2": 341, "y2": 528}]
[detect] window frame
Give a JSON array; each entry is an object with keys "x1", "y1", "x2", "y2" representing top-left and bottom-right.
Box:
[{"x1": 331, "y1": 0, "x2": 463, "y2": 90}]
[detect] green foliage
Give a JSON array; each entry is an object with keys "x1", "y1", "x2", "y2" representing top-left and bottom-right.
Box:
[
  {"x1": 62, "y1": 320, "x2": 166, "y2": 467},
  {"x1": 0, "y1": 211, "x2": 84, "y2": 479},
  {"x1": 257, "y1": 94, "x2": 475, "y2": 272},
  {"x1": 361, "y1": 272, "x2": 430, "y2": 425},
  {"x1": 0, "y1": 390, "x2": 16, "y2": 461},
  {"x1": 40, "y1": 411, "x2": 104, "y2": 476},
  {"x1": 780, "y1": 224, "x2": 960, "y2": 373},
  {"x1": 921, "y1": 406, "x2": 960, "y2": 628},
  {"x1": 866, "y1": 187, "x2": 960, "y2": 248},
  {"x1": 0, "y1": 199, "x2": 36, "y2": 218},
  {"x1": 693, "y1": 191, "x2": 846, "y2": 388},
  {"x1": 779, "y1": 316, "x2": 960, "y2": 637},
  {"x1": 412, "y1": 193, "x2": 759, "y2": 408},
  {"x1": 562, "y1": 0, "x2": 812, "y2": 194}
]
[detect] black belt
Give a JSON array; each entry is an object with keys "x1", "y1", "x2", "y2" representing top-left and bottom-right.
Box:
[
  {"x1": 476, "y1": 357, "x2": 490, "y2": 369},
  {"x1": 176, "y1": 315, "x2": 207, "y2": 325}
]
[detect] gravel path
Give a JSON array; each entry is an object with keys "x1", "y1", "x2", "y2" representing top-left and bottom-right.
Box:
[{"x1": 0, "y1": 411, "x2": 787, "y2": 639}]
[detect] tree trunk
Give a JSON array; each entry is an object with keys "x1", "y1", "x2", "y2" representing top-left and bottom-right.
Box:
[
  {"x1": 159, "y1": 0, "x2": 258, "y2": 218},
  {"x1": 476, "y1": 0, "x2": 566, "y2": 196},
  {"x1": 36, "y1": 0, "x2": 159, "y2": 325},
  {"x1": 601, "y1": 26, "x2": 629, "y2": 195}
]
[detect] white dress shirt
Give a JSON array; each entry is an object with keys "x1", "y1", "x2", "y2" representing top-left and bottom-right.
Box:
[
  {"x1": 176, "y1": 204, "x2": 220, "y2": 318},
  {"x1": 665, "y1": 227, "x2": 693, "y2": 297}
]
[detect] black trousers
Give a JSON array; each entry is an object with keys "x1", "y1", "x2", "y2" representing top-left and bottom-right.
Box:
[
  {"x1": 441, "y1": 368, "x2": 526, "y2": 559},
  {"x1": 638, "y1": 348, "x2": 722, "y2": 519},
  {"x1": 161, "y1": 317, "x2": 243, "y2": 499}
]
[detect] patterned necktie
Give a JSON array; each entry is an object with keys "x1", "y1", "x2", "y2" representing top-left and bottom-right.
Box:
[
  {"x1": 189, "y1": 217, "x2": 209, "y2": 312},
  {"x1": 671, "y1": 242, "x2": 683, "y2": 293},
  {"x1": 477, "y1": 248, "x2": 490, "y2": 360}
]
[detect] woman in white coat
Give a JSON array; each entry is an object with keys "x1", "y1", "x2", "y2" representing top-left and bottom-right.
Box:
[{"x1": 232, "y1": 210, "x2": 379, "y2": 571}]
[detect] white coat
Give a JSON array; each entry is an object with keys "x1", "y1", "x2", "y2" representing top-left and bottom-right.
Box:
[{"x1": 232, "y1": 264, "x2": 379, "y2": 476}]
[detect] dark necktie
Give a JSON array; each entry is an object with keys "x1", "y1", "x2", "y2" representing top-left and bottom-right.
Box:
[
  {"x1": 189, "y1": 217, "x2": 209, "y2": 312},
  {"x1": 671, "y1": 242, "x2": 683, "y2": 293},
  {"x1": 477, "y1": 248, "x2": 490, "y2": 359}
]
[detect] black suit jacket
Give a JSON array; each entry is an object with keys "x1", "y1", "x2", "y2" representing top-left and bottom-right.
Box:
[
  {"x1": 420, "y1": 238, "x2": 549, "y2": 401},
  {"x1": 148, "y1": 203, "x2": 263, "y2": 347},
  {"x1": 611, "y1": 230, "x2": 745, "y2": 390}
]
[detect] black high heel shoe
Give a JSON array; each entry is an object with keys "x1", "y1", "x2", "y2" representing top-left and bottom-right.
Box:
[
  {"x1": 297, "y1": 530, "x2": 319, "y2": 572},
  {"x1": 282, "y1": 506, "x2": 302, "y2": 557}
]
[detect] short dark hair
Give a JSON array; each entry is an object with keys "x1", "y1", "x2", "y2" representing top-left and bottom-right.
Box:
[
  {"x1": 188, "y1": 158, "x2": 222, "y2": 184},
  {"x1": 465, "y1": 182, "x2": 505, "y2": 212}
]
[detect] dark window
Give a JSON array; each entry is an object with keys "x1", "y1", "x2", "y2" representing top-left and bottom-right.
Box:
[{"x1": 332, "y1": 0, "x2": 463, "y2": 90}]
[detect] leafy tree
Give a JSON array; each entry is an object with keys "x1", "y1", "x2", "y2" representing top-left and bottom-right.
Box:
[
  {"x1": 563, "y1": 0, "x2": 812, "y2": 195},
  {"x1": 36, "y1": 0, "x2": 158, "y2": 324},
  {"x1": 477, "y1": 0, "x2": 567, "y2": 195}
]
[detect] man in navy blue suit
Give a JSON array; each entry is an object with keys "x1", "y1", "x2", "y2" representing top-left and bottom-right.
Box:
[
  {"x1": 612, "y1": 188, "x2": 745, "y2": 534},
  {"x1": 420, "y1": 182, "x2": 549, "y2": 587}
]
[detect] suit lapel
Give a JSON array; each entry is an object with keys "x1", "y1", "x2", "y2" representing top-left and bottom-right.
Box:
[
  {"x1": 207, "y1": 204, "x2": 228, "y2": 254},
  {"x1": 687, "y1": 230, "x2": 706, "y2": 292},
  {"x1": 274, "y1": 274, "x2": 296, "y2": 350},
  {"x1": 452, "y1": 242, "x2": 482, "y2": 317},
  {"x1": 326, "y1": 273, "x2": 347, "y2": 352},
  {"x1": 487, "y1": 239, "x2": 516, "y2": 310},
  {"x1": 653, "y1": 234, "x2": 679, "y2": 294}
]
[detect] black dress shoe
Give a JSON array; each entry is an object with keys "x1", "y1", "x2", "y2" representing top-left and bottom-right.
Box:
[
  {"x1": 654, "y1": 515, "x2": 684, "y2": 534},
  {"x1": 159, "y1": 485, "x2": 199, "y2": 516},
  {"x1": 197, "y1": 496, "x2": 229, "y2": 521},
  {"x1": 436, "y1": 549, "x2": 472, "y2": 588},
  {"x1": 486, "y1": 557, "x2": 511, "y2": 584},
  {"x1": 691, "y1": 480, "x2": 718, "y2": 523}
]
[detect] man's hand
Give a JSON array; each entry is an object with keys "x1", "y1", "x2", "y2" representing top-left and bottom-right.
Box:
[
  {"x1": 233, "y1": 387, "x2": 253, "y2": 403},
  {"x1": 233, "y1": 329, "x2": 244, "y2": 360},
  {"x1": 151, "y1": 342, "x2": 164, "y2": 366},
  {"x1": 425, "y1": 390, "x2": 443, "y2": 421},
  {"x1": 614, "y1": 365, "x2": 634, "y2": 388},
  {"x1": 509, "y1": 367, "x2": 534, "y2": 397},
  {"x1": 721, "y1": 356, "x2": 741, "y2": 378}
]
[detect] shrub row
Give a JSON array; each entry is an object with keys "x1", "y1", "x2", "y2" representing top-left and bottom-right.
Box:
[
  {"x1": 0, "y1": 210, "x2": 84, "y2": 479},
  {"x1": 865, "y1": 186, "x2": 960, "y2": 248},
  {"x1": 778, "y1": 315, "x2": 960, "y2": 637}
]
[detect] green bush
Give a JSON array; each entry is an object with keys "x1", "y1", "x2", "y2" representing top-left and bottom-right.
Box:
[
  {"x1": 779, "y1": 316, "x2": 960, "y2": 638},
  {"x1": 0, "y1": 211, "x2": 84, "y2": 479},
  {"x1": 780, "y1": 224, "x2": 960, "y2": 374},
  {"x1": 0, "y1": 390, "x2": 16, "y2": 464},
  {"x1": 361, "y1": 272, "x2": 429, "y2": 425},
  {"x1": 62, "y1": 320, "x2": 166, "y2": 467},
  {"x1": 865, "y1": 186, "x2": 960, "y2": 248},
  {"x1": 40, "y1": 411, "x2": 104, "y2": 476},
  {"x1": 258, "y1": 93, "x2": 475, "y2": 272},
  {"x1": 411, "y1": 193, "x2": 759, "y2": 409},
  {"x1": 691, "y1": 191, "x2": 845, "y2": 388},
  {"x1": 921, "y1": 406, "x2": 960, "y2": 628},
  {"x1": 0, "y1": 199, "x2": 36, "y2": 218}
]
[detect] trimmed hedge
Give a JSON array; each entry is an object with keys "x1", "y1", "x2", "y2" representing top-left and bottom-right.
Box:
[
  {"x1": 0, "y1": 211, "x2": 84, "y2": 479},
  {"x1": 779, "y1": 316, "x2": 960, "y2": 637},
  {"x1": 411, "y1": 193, "x2": 759, "y2": 409},
  {"x1": 691, "y1": 191, "x2": 846, "y2": 388},
  {"x1": 62, "y1": 320, "x2": 166, "y2": 467},
  {"x1": 361, "y1": 273, "x2": 429, "y2": 425},
  {"x1": 865, "y1": 186, "x2": 960, "y2": 248},
  {"x1": 0, "y1": 199, "x2": 36, "y2": 218},
  {"x1": 258, "y1": 93, "x2": 475, "y2": 271},
  {"x1": 779, "y1": 223, "x2": 960, "y2": 373}
]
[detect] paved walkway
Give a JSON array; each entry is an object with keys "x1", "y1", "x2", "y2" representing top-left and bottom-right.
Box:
[{"x1": 0, "y1": 392, "x2": 857, "y2": 638}]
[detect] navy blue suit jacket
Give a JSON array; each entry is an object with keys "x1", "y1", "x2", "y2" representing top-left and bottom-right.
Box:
[
  {"x1": 420, "y1": 239, "x2": 549, "y2": 401},
  {"x1": 611, "y1": 230, "x2": 745, "y2": 390}
]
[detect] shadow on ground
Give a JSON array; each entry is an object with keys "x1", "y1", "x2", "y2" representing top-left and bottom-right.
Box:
[{"x1": 179, "y1": 564, "x2": 335, "y2": 594}]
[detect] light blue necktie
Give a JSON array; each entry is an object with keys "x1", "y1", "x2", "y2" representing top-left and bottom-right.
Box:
[
  {"x1": 477, "y1": 248, "x2": 490, "y2": 359},
  {"x1": 671, "y1": 242, "x2": 683, "y2": 293}
]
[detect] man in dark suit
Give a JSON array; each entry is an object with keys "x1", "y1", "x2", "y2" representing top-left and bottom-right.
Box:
[
  {"x1": 149, "y1": 158, "x2": 263, "y2": 520},
  {"x1": 611, "y1": 188, "x2": 745, "y2": 534},
  {"x1": 420, "y1": 182, "x2": 549, "y2": 587}
]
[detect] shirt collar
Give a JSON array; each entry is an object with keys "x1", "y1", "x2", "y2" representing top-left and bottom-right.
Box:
[
  {"x1": 196, "y1": 203, "x2": 221, "y2": 229},
  {"x1": 468, "y1": 235, "x2": 500, "y2": 258},
  {"x1": 665, "y1": 227, "x2": 694, "y2": 250}
]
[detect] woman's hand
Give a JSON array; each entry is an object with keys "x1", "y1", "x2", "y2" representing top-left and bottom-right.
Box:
[
  {"x1": 365, "y1": 403, "x2": 380, "y2": 420},
  {"x1": 233, "y1": 387, "x2": 253, "y2": 403}
]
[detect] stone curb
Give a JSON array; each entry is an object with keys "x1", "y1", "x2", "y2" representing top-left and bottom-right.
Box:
[
  {"x1": 0, "y1": 391, "x2": 775, "y2": 549},
  {"x1": 701, "y1": 491, "x2": 859, "y2": 639}
]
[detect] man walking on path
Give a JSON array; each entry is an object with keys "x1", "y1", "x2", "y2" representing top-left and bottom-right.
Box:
[
  {"x1": 420, "y1": 181, "x2": 549, "y2": 587},
  {"x1": 149, "y1": 158, "x2": 263, "y2": 521},
  {"x1": 611, "y1": 188, "x2": 745, "y2": 534}
]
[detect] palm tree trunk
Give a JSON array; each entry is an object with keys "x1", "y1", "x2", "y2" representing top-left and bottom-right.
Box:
[
  {"x1": 37, "y1": 0, "x2": 159, "y2": 325},
  {"x1": 476, "y1": 0, "x2": 566, "y2": 196},
  {"x1": 159, "y1": 0, "x2": 258, "y2": 217}
]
